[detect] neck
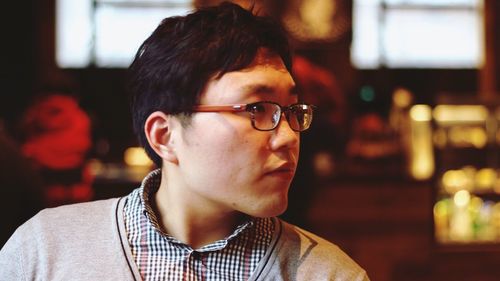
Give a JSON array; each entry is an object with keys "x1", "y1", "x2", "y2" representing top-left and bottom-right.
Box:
[{"x1": 153, "y1": 169, "x2": 245, "y2": 249}]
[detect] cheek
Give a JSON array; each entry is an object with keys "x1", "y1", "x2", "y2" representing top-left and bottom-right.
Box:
[
  {"x1": 219, "y1": 136, "x2": 262, "y2": 174},
  {"x1": 214, "y1": 136, "x2": 267, "y2": 186},
  {"x1": 183, "y1": 117, "x2": 269, "y2": 181}
]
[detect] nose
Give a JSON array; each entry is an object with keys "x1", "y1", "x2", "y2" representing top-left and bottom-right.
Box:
[{"x1": 269, "y1": 113, "x2": 300, "y2": 151}]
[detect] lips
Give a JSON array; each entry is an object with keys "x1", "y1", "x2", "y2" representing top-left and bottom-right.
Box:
[{"x1": 265, "y1": 163, "x2": 296, "y2": 177}]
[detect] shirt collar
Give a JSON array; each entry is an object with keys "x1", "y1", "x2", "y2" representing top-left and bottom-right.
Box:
[{"x1": 138, "y1": 168, "x2": 255, "y2": 251}]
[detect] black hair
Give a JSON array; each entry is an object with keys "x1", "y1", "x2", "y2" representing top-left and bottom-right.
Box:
[{"x1": 129, "y1": 2, "x2": 292, "y2": 166}]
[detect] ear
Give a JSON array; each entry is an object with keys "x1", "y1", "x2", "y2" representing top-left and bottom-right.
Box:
[{"x1": 144, "y1": 111, "x2": 178, "y2": 164}]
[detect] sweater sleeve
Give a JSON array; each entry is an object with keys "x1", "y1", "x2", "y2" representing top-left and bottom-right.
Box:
[{"x1": 0, "y1": 219, "x2": 32, "y2": 280}]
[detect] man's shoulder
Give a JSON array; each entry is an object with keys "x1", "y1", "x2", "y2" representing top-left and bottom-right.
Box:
[
  {"x1": 0, "y1": 197, "x2": 136, "y2": 280},
  {"x1": 279, "y1": 220, "x2": 347, "y2": 257},
  {"x1": 17, "y1": 197, "x2": 122, "y2": 239},
  {"x1": 272, "y1": 219, "x2": 369, "y2": 280},
  {"x1": 37, "y1": 197, "x2": 121, "y2": 220},
  {"x1": 2, "y1": 197, "x2": 125, "y2": 258}
]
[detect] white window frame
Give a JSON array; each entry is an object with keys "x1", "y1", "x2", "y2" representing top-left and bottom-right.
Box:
[
  {"x1": 351, "y1": 0, "x2": 484, "y2": 69},
  {"x1": 56, "y1": 0, "x2": 193, "y2": 68}
]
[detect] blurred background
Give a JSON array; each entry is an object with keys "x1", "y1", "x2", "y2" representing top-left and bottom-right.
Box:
[{"x1": 1, "y1": 0, "x2": 500, "y2": 280}]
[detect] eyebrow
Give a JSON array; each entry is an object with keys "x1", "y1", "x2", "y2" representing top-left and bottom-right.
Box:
[{"x1": 239, "y1": 84, "x2": 299, "y2": 97}]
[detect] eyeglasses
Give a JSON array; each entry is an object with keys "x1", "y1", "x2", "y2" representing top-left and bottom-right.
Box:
[{"x1": 192, "y1": 101, "x2": 315, "y2": 132}]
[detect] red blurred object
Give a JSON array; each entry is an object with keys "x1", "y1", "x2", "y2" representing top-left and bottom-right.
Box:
[
  {"x1": 292, "y1": 55, "x2": 346, "y2": 128},
  {"x1": 20, "y1": 94, "x2": 93, "y2": 207},
  {"x1": 21, "y1": 94, "x2": 91, "y2": 170}
]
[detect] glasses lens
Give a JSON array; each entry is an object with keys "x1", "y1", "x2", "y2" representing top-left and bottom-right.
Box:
[
  {"x1": 287, "y1": 104, "x2": 313, "y2": 131},
  {"x1": 248, "y1": 102, "x2": 281, "y2": 130}
]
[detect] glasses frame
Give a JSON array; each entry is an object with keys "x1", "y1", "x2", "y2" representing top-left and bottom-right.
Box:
[{"x1": 191, "y1": 101, "x2": 315, "y2": 132}]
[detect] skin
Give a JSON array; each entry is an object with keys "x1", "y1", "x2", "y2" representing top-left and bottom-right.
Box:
[{"x1": 145, "y1": 49, "x2": 300, "y2": 249}]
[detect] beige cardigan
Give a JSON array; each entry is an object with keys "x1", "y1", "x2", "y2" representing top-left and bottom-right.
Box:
[{"x1": 0, "y1": 197, "x2": 369, "y2": 281}]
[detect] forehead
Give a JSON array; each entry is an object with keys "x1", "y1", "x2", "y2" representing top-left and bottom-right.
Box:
[
  {"x1": 201, "y1": 50, "x2": 296, "y2": 104},
  {"x1": 247, "y1": 49, "x2": 289, "y2": 70}
]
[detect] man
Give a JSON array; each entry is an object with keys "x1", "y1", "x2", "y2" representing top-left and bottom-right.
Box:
[{"x1": 0, "y1": 3, "x2": 369, "y2": 280}]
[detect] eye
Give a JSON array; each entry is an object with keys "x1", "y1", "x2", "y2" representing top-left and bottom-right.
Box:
[
  {"x1": 289, "y1": 105, "x2": 304, "y2": 115},
  {"x1": 249, "y1": 103, "x2": 267, "y2": 113}
]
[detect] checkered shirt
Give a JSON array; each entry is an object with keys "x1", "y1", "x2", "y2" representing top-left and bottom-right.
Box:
[{"x1": 123, "y1": 169, "x2": 275, "y2": 280}]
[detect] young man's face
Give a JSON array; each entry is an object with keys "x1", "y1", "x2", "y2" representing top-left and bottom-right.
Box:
[{"x1": 173, "y1": 49, "x2": 300, "y2": 218}]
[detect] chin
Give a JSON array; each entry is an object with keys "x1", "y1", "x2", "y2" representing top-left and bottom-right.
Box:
[{"x1": 251, "y1": 198, "x2": 288, "y2": 218}]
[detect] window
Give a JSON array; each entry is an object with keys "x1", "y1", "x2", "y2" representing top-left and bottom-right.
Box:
[
  {"x1": 351, "y1": 0, "x2": 484, "y2": 69},
  {"x1": 56, "y1": 0, "x2": 193, "y2": 68}
]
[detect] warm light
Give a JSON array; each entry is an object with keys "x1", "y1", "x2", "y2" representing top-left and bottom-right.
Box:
[
  {"x1": 433, "y1": 105, "x2": 488, "y2": 123},
  {"x1": 494, "y1": 171, "x2": 500, "y2": 193},
  {"x1": 469, "y1": 196, "x2": 484, "y2": 213},
  {"x1": 283, "y1": 0, "x2": 340, "y2": 42},
  {"x1": 410, "y1": 105, "x2": 432, "y2": 121},
  {"x1": 434, "y1": 199, "x2": 451, "y2": 242},
  {"x1": 411, "y1": 157, "x2": 434, "y2": 181},
  {"x1": 124, "y1": 147, "x2": 153, "y2": 167},
  {"x1": 433, "y1": 128, "x2": 447, "y2": 148},
  {"x1": 434, "y1": 200, "x2": 449, "y2": 219},
  {"x1": 454, "y1": 190, "x2": 471, "y2": 208},
  {"x1": 491, "y1": 203, "x2": 500, "y2": 231},
  {"x1": 87, "y1": 158, "x2": 105, "y2": 176},
  {"x1": 476, "y1": 168, "x2": 497, "y2": 190},
  {"x1": 470, "y1": 127, "x2": 488, "y2": 148},
  {"x1": 408, "y1": 104, "x2": 434, "y2": 180},
  {"x1": 448, "y1": 126, "x2": 487, "y2": 148},
  {"x1": 298, "y1": 0, "x2": 335, "y2": 38},
  {"x1": 393, "y1": 88, "x2": 413, "y2": 108},
  {"x1": 313, "y1": 152, "x2": 335, "y2": 178},
  {"x1": 442, "y1": 170, "x2": 470, "y2": 193}
]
